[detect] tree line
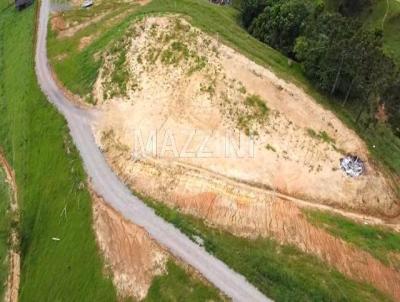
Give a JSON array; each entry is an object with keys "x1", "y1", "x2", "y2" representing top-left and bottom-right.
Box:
[{"x1": 238, "y1": 0, "x2": 399, "y2": 137}]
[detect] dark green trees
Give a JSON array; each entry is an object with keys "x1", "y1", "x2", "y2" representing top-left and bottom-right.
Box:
[
  {"x1": 239, "y1": 0, "x2": 399, "y2": 133},
  {"x1": 248, "y1": 0, "x2": 313, "y2": 56}
]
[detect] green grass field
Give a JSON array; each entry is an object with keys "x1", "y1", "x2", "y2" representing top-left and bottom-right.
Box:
[
  {"x1": 306, "y1": 210, "x2": 400, "y2": 268},
  {"x1": 360, "y1": 0, "x2": 400, "y2": 65},
  {"x1": 0, "y1": 2, "x2": 118, "y2": 301},
  {"x1": 0, "y1": 2, "x2": 225, "y2": 301},
  {"x1": 140, "y1": 194, "x2": 391, "y2": 302},
  {"x1": 0, "y1": 167, "x2": 12, "y2": 300},
  {"x1": 145, "y1": 260, "x2": 223, "y2": 302}
]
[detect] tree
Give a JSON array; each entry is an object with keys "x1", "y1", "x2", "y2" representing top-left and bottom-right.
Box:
[
  {"x1": 239, "y1": 0, "x2": 268, "y2": 28},
  {"x1": 294, "y1": 13, "x2": 359, "y2": 96},
  {"x1": 248, "y1": 0, "x2": 314, "y2": 57},
  {"x1": 337, "y1": 0, "x2": 372, "y2": 16},
  {"x1": 382, "y1": 78, "x2": 400, "y2": 136},
  {"x1": 294, "y1": 12, "x2": 397, "y2": 127}
]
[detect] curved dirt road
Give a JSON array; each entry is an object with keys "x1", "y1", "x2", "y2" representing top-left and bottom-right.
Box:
[{"x1": 35, "y1": 0, "x2": 271, "y2": 301}]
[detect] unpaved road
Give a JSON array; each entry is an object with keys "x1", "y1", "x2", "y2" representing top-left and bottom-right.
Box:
[{"x1": 35, "y1": 0, "x2": 270, "y2": 301}]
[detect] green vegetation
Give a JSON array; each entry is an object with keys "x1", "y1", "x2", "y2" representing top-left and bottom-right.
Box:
[
  {"x1": 0, "y1": 2, "x2": 118, "y2": 301},
  {"x1": 0, "y1": 167, "x2": 12, "y2": 300},
  {"x1": 0, "y1": 3, "x2": 225, "y2": 301},
  {"x1": 307, "y1": 128, "x2": 336, "y2": 144},
  {"x1": 42, "y1": 1, "x2": 400, "y2": 299},
  {"x1": 245, "y1": 94, "x2": 269, "y2": 116},
  {"x1": 162, "y1": 41, "x2": 190, "y2": 65},
  {"x1": 135, "y1": 194, "x2": 391, "y2": 301},
  {"x1": 361, "y1": 0, "x2": 400, "y2": 64},
  {"x1": 265, "y1": 144, "x2": 276, "y2": 152},
  {"x1": 306, "y1": 210, "x2": 400, "y2": 267},
  {"x1": 107, "y1": 39, "x2": 130, "y2": 99},
  {"x1": 47, "y1": 0, "x2": 141, "y2": 99},
  {"x1": 238, "y1": 0, "x2": 400, "y2": 177},
  {"x1": 247, "y1": 0, "x2": 315, "y2": 57},
  {"x1": 145, "y1": 260, "x2": 223, "y2": 302}
]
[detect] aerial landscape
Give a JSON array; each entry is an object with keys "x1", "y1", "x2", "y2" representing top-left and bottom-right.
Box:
[{"x1": 0, "y1": 0, "x2": 399, "y2": 301}]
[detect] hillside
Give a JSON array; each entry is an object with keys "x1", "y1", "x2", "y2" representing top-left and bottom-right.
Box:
[
  {"x1": 46, "y1": 0, "x2": 400, "y2": 300},
  {"x1": 0, "y1": 0, "x2": 222, "y2": 301}
]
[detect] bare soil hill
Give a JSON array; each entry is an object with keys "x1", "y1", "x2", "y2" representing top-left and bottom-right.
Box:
[
  {"x1": 90, "y1": 16, "x2": 400, "y2": 300},
  {"x1": 93, "y1": 16, "x2": 398, "y2": 217}
]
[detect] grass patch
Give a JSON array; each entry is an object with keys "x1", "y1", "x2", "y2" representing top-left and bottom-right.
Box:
[
  {"x1": 145, "y1": 260, "x2": 223, "y2": 302},
  {"x1": 0, "y1": 4, "x2": 224, "y2": 300},
  {"x1": 307, "y1": 128, "x2": 336, "y2": 144},
  {"x1": 161, "y1": 41, "x2": 190, "y2": 65},
  {"x1": 361, "y1": 0, "x2": 400, "y2": 65},
  {"x1": 245, "y1": 94, "x2": 269, "y2": 117},
  {"x1": 0, "y1": 3, "x2": 119, "y2": 301},
  {"x1": 306, "y1": 210, "x2": 400, "y2": 267},
  {"x1": 0, "y1": 167, "x2": 12, "y2": 300},
  {"x1": 133, "y1": 191, "x2": 390, "y2": 301}
]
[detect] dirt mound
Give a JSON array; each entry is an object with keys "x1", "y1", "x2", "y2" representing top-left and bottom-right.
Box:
[
  {"x1": 94, "y1": 15, "x2": 398, "y2": 216},
  {"x1": 91, "y1": 16, "x2": 400, "y2": 300},
  {"x1": 91, "y1": 190, "x2": 167, "y2": 300}
]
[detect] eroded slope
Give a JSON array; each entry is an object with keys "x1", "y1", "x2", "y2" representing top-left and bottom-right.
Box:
[{"x1": 94, "y1": 16, "x2": 398, "y2": 216}]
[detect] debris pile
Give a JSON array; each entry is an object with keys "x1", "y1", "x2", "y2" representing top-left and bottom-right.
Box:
[
  {"x1": 81, "y1": 0, "x2": 93, "y2": 8},
  {"x1": 340, "y1": 155, "x2": 365, "y2": 177}
]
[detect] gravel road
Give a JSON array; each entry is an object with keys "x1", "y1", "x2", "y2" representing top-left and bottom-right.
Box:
[{"x1": 34, "y1": 0, "x2": 272, "y2": 301}]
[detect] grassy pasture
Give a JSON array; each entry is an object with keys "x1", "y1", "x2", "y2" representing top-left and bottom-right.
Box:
[{"x1": 0, "y1": 2, "x2": 227, "y2": 300}]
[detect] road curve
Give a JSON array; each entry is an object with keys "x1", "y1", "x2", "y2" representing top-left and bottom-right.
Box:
[{"x1": 35, "y1": 0, "x2": 271, "y2": 301}]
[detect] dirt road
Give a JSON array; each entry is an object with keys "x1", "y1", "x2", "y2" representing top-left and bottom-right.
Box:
[{"x1": 35, "y1": 0, "x2": 270, "y2": 301}]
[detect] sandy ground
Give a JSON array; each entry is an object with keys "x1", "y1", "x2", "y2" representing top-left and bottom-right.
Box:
[
  {"x1": 0, "y1": 151, "x2": 20, "y2": 302},
  {"x1": 91, "y1": 189, "x2": 168, "y2": 300},
  {"x1": 90, "y1": 16, "x2": 400, "y2": 299},
  {"x1": 94, "y1": 16, "x2": 398, "y2": 216},
  {"x1": 91, "y1": 188, "x2": 226, "y2": 301}
]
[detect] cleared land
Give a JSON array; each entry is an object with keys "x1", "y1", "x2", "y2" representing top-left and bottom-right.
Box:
[
  {"x1": 0, "y1": 165, "x2": 12, "y2": 301},
  {"x1": 47, "y1": 0, "x2": 400, "y2": 301},
  {"x1": 94, "y1": 16, "x2": 397, "y2": 217},
  {"x1": 48, "y1": 0, "x2": 400, "y2": 178},
  {"x1": 92, "y1": 191, "x2": 224, "y2": 301}
]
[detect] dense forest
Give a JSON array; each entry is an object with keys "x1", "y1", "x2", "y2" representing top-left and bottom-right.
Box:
[{"x1": 237, "y1": 0, "x2": 400, "y2": 137}]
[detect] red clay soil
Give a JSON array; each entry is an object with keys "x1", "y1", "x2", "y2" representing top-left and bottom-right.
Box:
[
  {"x1": 172, "y1": 192, "x2": 400, "y2": 301},
  {"x1": 0, "y1": 150, "x2": 20, "y2": 302}
]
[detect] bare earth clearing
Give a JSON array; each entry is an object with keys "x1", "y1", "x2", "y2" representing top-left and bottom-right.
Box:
[
  {"x1": 91, "y1": 190, "x2": 167, "y2": 300},
  {"x1": 0, "y1": 151, "x2": 20, "y2": 302},
  {"x1": 85, "y1": 16, "x2": 400, "y2": 300},
  {"x1": 93, "y1": 16, "x2": 398, "y2": 218},
  {"x1": 91, "y1": 189, "x2": 225, "y2": 301}
]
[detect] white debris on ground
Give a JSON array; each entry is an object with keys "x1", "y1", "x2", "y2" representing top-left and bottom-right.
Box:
[
  {"x1": 193, "y1": 235, "x2": 204, "y2": 247},
  {"x1": 340, "y1": 155, "x2": 365, "y2": 177},
  {"x1": 81, "y1": 0, "x2": 93, "y2": 8}
]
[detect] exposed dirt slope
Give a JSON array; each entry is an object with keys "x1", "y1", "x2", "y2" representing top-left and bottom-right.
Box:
[
  {"x1": 91, "y1": 16, "x2": 400, "y2": 300},
  {"x1": 91, "y1": 190, "x2": 167, "y2": 300},
  {"x1": 0, "y1": 151, "x2": 20, "y2": 302},
  {"x1": 94, "y1": 16, "x2": 398, "y2": 217}
]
